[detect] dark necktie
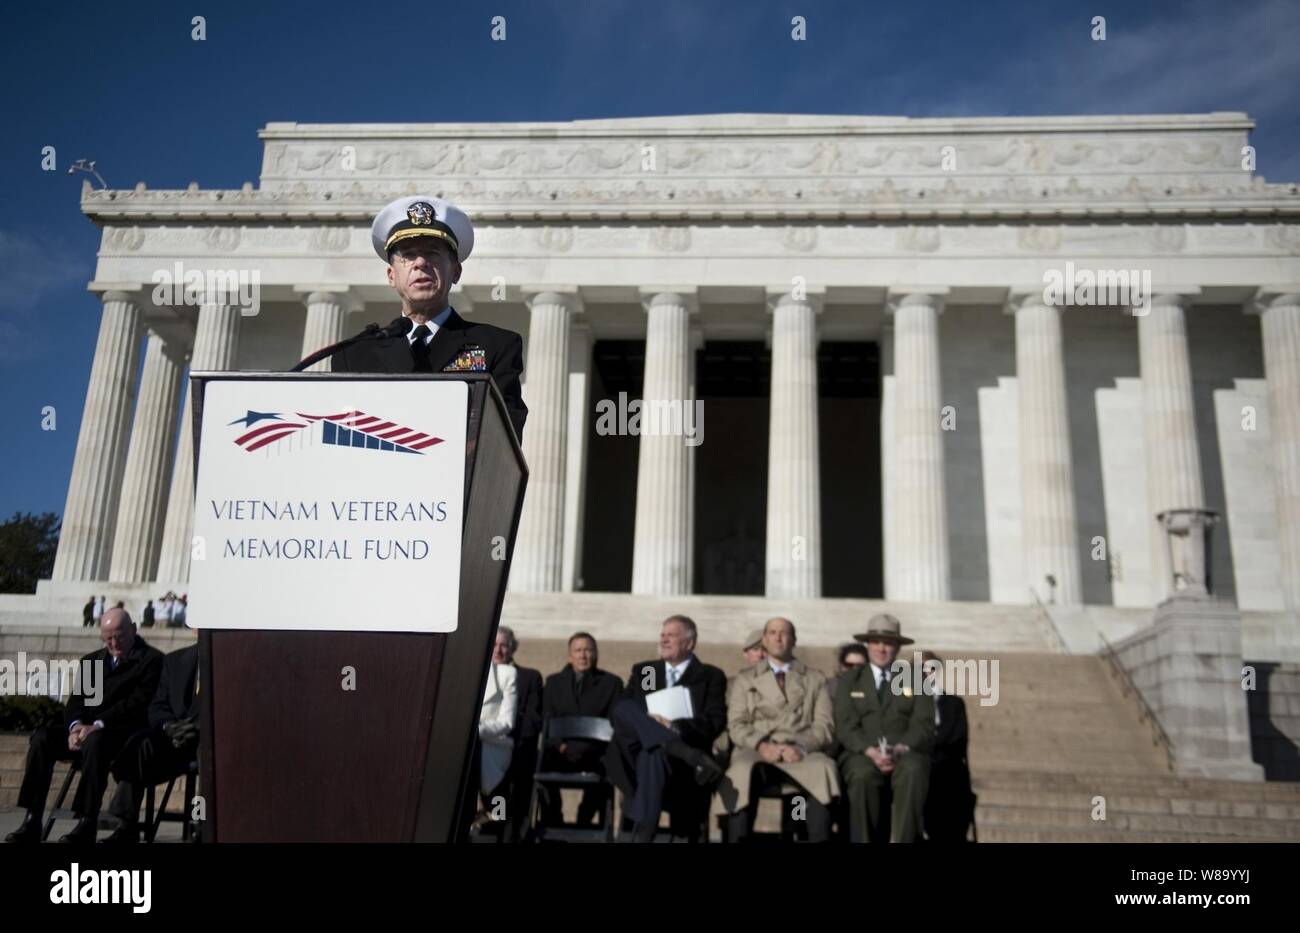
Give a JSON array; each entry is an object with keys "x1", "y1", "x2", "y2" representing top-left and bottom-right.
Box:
[
  {"x1": 410, "y1": 324, "x2": 433, "y2": 371},
  {"x1": 877, "y1": 671, "x2": 890, "y2": 703},
  {"x1": 774, "y1": 670, "x2": 786, "y2": 695}
]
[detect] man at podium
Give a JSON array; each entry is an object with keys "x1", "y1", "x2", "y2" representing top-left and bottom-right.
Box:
[{"x1": 330, "y1": 195, "x2": 529, "y2": 441}]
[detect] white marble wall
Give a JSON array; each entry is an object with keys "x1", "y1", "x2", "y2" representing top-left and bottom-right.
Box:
[
  {"x1": 940, "y1": 304, "x2": 1015, "y2": 601},
  {"x1": 1096, "y1": 378, "x2": 1153, "y2": 606},
  {"x1": 978, "y1": 377, "x2": 1025, "y2": 604},
  {"x1": 1214, "y1": 379, "x2": 1284, "y2": 610}
]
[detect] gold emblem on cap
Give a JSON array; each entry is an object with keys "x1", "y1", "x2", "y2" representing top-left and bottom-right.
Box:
[{"x1": 407, "y1": 202, "x2": 433, "y2": 226}]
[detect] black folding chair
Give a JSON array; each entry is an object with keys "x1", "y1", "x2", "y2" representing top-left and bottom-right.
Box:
[
  {"x1": 527, "y1": 716, "x2": 615, "y2": 843},
  {"x1": 41, "y1": 762, "x2": 82, "y2": 841},
  {"x1": 716, "y1": 770, "x2": 809, "y2": 843},
  {"x1": 144, "y1": 759, "x2": 199, "y2": 843}
]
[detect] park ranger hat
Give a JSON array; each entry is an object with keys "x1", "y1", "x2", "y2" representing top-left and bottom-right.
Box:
[
  {"x1": 852, "y1": 613, "x2": 914, "y2": 646},
  {"x1": 371, "y1": 195, "x2": 475, "y2": 262},
  {"x1": 743, "y1": 628, "x2": 765, "y2": 651}
]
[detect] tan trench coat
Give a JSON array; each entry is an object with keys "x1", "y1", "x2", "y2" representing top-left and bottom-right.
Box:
[{"x1": 714, "y1": 659, "x2": 841, "y2": 812}]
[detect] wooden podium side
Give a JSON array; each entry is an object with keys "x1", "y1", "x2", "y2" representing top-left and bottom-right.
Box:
[{"x1": 191, "y1": 373, "x2": 527, "y2": 842}]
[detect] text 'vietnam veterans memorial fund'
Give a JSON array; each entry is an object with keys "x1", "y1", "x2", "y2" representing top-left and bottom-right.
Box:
[{"x1": 210, "y1": 498, "x2": 449, "y2": 561}]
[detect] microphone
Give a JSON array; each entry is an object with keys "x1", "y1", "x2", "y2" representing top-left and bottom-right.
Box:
[
  {"x1": 289, "y1": 316, "x2": 413, "y2": 372},
  {"x1": 373, "y1": 316, "x2": 414, "y2": 340}
]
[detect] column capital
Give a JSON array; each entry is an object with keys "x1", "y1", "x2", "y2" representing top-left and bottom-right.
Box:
[
  {"x1": 1124, "y1": 287, "x2": 1201, "y2": 318},
  {"x1": 294, "y1": 286, "x2": 364, "y2": 313},
  {"x1": 1003, "y1": 287, "x2": 1053, "y2": 315},
  {"x1": 522, "y1": 286, "x2": 584, "y2": 315},
  {"x1": 1248, "y1": 286, "x2": 1300, "y2": 315},
  {"x1": 145, "y1": 326, "x2": 189, "y2": 363},
  {"x1": 99, "y1": 289, "x2": 142, "y2": 306},
  {"x1": 765, "y1": 285, "x2": 825, "y2": 314},
  {"x1": 291, "y1": 287, "x2": 361, "y2": 311},
  {"x1": 637, "y1": 287, "x2": 699, "y2": 315},
  {"x1": 886, "y1": 287, "x2": 947, "y2": 316}
]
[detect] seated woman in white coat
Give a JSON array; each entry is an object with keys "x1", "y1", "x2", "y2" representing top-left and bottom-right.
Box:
[{"x1": 478, "y1": 659, "x2": 518, "y2": 800}]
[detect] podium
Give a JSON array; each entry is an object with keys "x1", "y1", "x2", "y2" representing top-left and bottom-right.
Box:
[{"x1": 186, "y1": 372, "x2": 527, "y2": 842}]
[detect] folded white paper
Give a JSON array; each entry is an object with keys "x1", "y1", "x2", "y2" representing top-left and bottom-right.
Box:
[{"x1": 645, "y1": 685, "x2": 694, "y2": 721}]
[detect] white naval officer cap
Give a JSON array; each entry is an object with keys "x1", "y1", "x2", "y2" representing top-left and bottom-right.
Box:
[{"x1": 371, "y1": 195, "x2": 475, "y2": 262}]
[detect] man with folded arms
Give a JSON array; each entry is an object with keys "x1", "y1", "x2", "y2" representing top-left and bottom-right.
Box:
[
  {"x1": 716, "y1": 617, "x2": 839, "y2": 842},
  {"x1": 834, "y1": 614, "x2": 934, "y2": 843}
]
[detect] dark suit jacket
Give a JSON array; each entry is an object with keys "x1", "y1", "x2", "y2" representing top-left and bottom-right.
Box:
[
  {"x1": 513, "y1": 665, "x2": 543, "y2": 744},
  {"x1": 543, "y1": 666, "x2": 624, "y2": 725},
  {"x1": 623, "y1": 657, "x2": 727, "y2": 752},
  {"x1": 330, "y1": 307, "x2": 528, "y2": 441},
  {"x1": 933, "y1": 693, "x2": 969, "y2": 767},
  {"x1": 148, "y1": 644, "x2": 199, "y2": 731},
  {"x1": 65, "y1": 637, "x2": 164, "y2": 732},
  {"x1": 833, "y1": 665, "x2": 935, "y2": 758}
]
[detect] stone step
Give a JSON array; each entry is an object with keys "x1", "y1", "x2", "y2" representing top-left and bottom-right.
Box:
[
  {"x1": 0, "y1": 770, "x2": 187, "y2": 813},
  {"x1": 974, "y1": 802, "x2": 1300, "y2": 839},
  {"x1": 975, "y1": 824, "x2": 1294, "y2": 843},
  {"x1": 975, "y1": 786, "x2": 1300, "y2": 820},
  {"x1": 974, "y1": 770, "x2": 1300, "y2": 801}
]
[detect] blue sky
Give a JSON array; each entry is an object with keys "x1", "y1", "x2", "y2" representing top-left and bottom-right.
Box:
[{"x1": 1, "y1": 0, "x2": 1297, "y2": 520}]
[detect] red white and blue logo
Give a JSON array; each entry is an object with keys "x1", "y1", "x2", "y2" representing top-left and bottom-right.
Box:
[{"x1": 228, "y1": 410, "x2": 444, "y2": 454}]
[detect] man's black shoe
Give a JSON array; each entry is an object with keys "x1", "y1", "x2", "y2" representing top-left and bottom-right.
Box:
[
  {"x1": 665, "y1": 740, "x2": 724, "y2": 786},
  {"x1": 3, "y1": 813, "x2": 42, "y2": 844},
  {"x1": 57, "y1": 818, "x2": 98, "y2": 844},
  {"x1": 99, "y1": 825, "x2": 140, "y2": 845}
]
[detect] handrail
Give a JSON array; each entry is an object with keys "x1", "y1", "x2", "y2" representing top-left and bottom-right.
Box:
[
  {"x1": 1098, "y1": 631, "x2": 1176, "y2": 771},
  {"x1": 1027, "y1": 588, "x2": 1069, "y2": 654}
]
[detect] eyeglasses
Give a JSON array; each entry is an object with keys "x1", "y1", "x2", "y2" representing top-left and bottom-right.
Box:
[{"x1": 391, "y1": 249, "x2": 443, "y2": 267}]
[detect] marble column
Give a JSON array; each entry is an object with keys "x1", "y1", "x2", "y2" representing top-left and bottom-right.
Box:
[
  {"x1": 1254, "y1": 290, "x2": 1300, "y2": 612},
  {"x1": 51, "y1": 291, "x2": 144, "y2": 582},
  {"x1": 632, "y1": 289, "x2": 697, "y2": 595},
  {"x1": 886, "y1": 290, "x2": 950, "y2": 601},
  {"x1": 686, "y1": 323, "x2": 703, "y2": 595},
  {"x1": 107, "y1": 330, "x2": 185, "y2": 583},
  {"x1": 509, "y1": 290, "x2": 579, "y2": 593},
  {"x1": 297, "y1": 289, "x2": 358, "y2": 372},
  {"x1": 1011, "y1": 292, "x2": 1082, "y2": 604},
  {"x1": 1137, "y1": 291, "x2": 1205, "y2": 601},
  {"x1": 156, "y1": 301, "x2": 242, "y2": 584},
  {"x1": 562, "y1": 322, "x2": 592, "y2": 591},
  {"x1": 765, "y1": 287, "x2": 822, "y2": 599}
]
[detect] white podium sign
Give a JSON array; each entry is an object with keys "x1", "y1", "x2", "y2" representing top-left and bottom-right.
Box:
[{"x1": 187, "y1": 378, "x2": 467, "y2": 633}]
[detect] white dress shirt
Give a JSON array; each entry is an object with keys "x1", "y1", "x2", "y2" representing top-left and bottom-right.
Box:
[
  {"x1": 407, "y1": 305, "x2": 453, "y2": 346},
  {"x1": 870, "y1": 663, "x2": 888, "y2": 691},
  {"x1": 664, "y1": 656, "x2": 693, "y2": 688}
]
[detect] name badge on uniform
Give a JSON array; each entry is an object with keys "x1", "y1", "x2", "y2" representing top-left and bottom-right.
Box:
[
  {"x1": 443, "y1": 345, "x2": 487, "y2": 372},
  {"x1": 850, "y1": 690, "x2": 866, "y2": 699}
]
